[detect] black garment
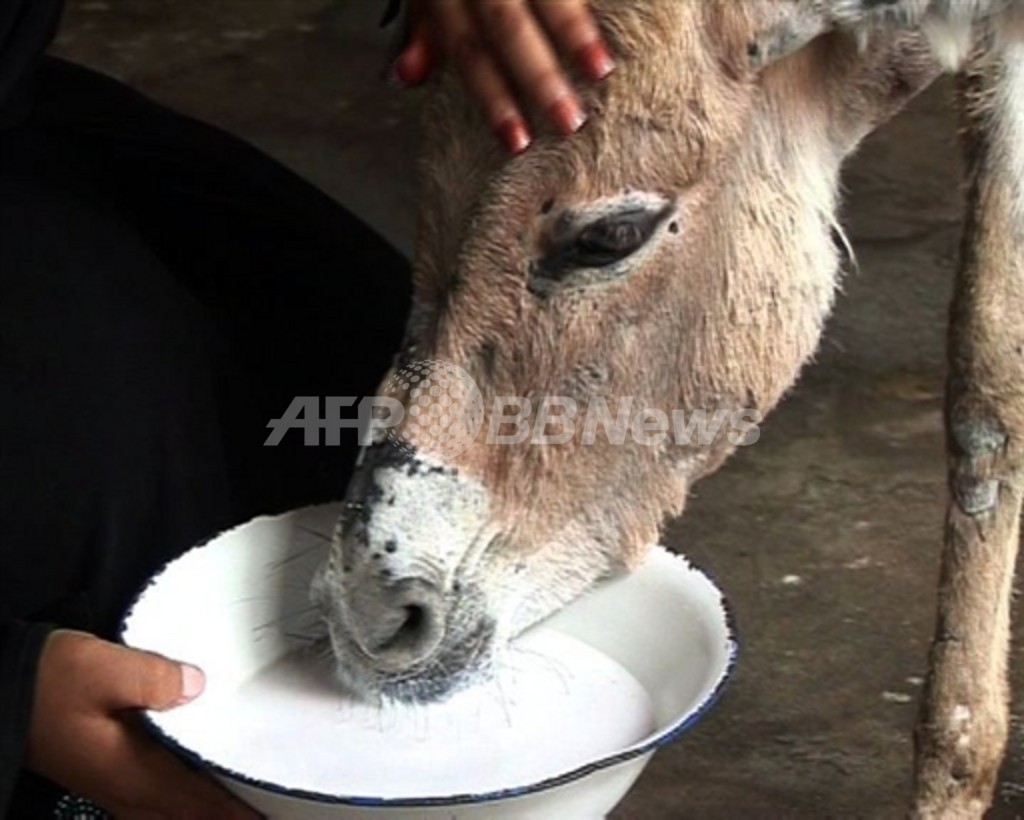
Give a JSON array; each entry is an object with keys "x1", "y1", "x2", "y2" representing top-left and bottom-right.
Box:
[
  {"x1": 0, "y1": 39, "x2": 409, "y2": 820},
  {"x1": 0, "y1": 0, "x2": 62, "y2": 130}
]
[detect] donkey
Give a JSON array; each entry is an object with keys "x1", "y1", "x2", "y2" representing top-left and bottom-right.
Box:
[{"x1": 311, "y1": 1, "x2": 1024, "y2": 816}]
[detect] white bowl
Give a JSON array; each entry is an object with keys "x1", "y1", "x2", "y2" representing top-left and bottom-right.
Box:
[{"x1": 120, "y1": 504, "x2": 736, "y2": 819}]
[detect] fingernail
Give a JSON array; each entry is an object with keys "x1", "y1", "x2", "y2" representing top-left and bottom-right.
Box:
[
  {"x1": 394, "y1": 53, "x2": 422, "y2": 86},
  {"x1": 176, "y1": 664, "x2": 205, "y2": 706},
  {"x1": 577, "y1": 41, "x2": 615, "y2": 80},
  {"x1": 387, "y1": 42, "x2": 431, "y2": 88},
  {"x1": 548, "y1": 97, "x2": 587, "y2": 136},
  {"x1": 496, "y1": 117, "x2": 532, "y2": 154},
  {"x1": 382, "y1": 55, "x2": 415, "y2": 88}
]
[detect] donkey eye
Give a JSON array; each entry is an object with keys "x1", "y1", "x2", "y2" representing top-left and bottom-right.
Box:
[
  {"x1": 572, "y1": 212, "x2": 660, "y2": 267},
  {"x1": 530, "y1": 203, "x2": 673, "y2": 293}
]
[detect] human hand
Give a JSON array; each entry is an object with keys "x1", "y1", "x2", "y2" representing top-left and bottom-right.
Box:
[
  {"x1": 392, "y1": 0, "x2": 614, "y2": 154},
  {"x1": 27, "y1": 630, "x2": 259, "y2": 819}
]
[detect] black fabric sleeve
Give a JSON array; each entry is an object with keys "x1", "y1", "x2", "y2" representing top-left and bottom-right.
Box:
[
  {"x1": 0, "y1": 0, "x2": 64, "y2": 129},
  {"x1": 0, "y1": 621, "x2": 55, "y2": 816}
]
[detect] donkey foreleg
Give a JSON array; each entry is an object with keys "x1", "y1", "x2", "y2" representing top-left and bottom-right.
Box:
[{"x1": 912, "y1": 41, "x2": 1024, "y2": 820}]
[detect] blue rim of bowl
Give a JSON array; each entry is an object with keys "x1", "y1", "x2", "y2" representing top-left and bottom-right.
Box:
[{"x1": 119, "y1": 546, "x2": 739, "y2": 809}]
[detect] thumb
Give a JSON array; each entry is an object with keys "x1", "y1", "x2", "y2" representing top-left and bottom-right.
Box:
[{"x1": 98, "y1": 643, "x2": 206, "y2": 712}]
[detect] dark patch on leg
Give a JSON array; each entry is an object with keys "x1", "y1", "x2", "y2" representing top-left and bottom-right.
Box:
[
  {"x1": 953, "y1": 476, "x2": 999, "y2": 516},
  {"x1": 949, "y1": 403, "x2": 1007, "y2": 457}
]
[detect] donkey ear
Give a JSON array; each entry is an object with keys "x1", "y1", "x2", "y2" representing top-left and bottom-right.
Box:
[
  {"x1": 830, "y1": 29, "x2": 941, "y2": 151},
  {"x1": 746, "y1": 2, "x2": 832, "y2": 70},
  {"x1": 738, "y1": 2, "x2": 941, "y2": 153}
]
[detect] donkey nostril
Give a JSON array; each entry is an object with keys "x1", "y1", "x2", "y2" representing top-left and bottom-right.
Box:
[
  {"x1": 352, "y1": 581, "x2": 447, "y2": 671},
  {"x1": 379, "y1": 605, "x2": 427, "y2": 652},
  {"x1": 402, "y1": 604, "x2": 425, "y2": 633}
]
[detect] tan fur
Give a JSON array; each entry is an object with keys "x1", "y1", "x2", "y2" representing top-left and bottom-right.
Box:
[
  {"x1": 320, "y1": 2, "x2": 1020, "y2": 813},
  {"x1": 408, "y1": 1, "x2": 937, "y2": 561}
]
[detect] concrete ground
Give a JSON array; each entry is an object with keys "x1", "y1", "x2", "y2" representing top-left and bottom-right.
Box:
[{"x1": 52, "y1": 2, "x2": 1022, "y2": 817}]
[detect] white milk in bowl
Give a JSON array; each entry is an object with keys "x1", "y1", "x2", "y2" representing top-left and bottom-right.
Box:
[{"x1": 159, "y1": 628, "x2": 656, "y2": 798}]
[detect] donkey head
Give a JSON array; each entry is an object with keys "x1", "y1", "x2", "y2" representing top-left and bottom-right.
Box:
[{"x1": 312, "y1": 0, "x2": 938, "y2": 702}]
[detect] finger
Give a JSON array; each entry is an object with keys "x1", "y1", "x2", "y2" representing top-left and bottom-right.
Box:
[
  {"x1": 95, "y1": 642, "x2": 205, "y2": 712},
  {"x1": 532, "y1": 0, "x2": 614, "y2": 81},
  {"x1": 472, "y1": 0, "x2": 586, "y2": 135},
  {"x1": 434, "y1": 0, "x2": 532, "y2": 153}
]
